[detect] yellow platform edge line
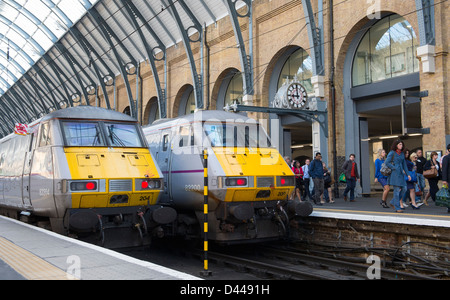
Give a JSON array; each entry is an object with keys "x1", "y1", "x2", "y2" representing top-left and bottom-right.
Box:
[{"x1": 0, "y1": 237, "x2": 76, "y2": 280}]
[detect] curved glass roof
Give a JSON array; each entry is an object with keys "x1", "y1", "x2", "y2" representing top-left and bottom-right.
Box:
[{"x1": 0, "y1": 0, "x2": 99, "y2": 95}]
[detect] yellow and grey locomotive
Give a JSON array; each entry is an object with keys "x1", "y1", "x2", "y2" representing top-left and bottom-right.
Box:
[
  {"x1": 143, "y1": 110, "x2": 312, "y2": 244},
  {"x1": 0, "y1": 106, "x2": 175, "y2": 247}
]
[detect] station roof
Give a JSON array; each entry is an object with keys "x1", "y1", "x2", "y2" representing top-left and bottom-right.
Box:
[{"x1": 0, "y1": 0, "x2": 237, "y2": 137}]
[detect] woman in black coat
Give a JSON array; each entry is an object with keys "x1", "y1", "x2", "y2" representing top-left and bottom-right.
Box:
[{"x1": 423, "y1": 151, "x2": 442, "y2": 205}]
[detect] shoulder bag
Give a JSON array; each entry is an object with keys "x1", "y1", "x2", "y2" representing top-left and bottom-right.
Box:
[
  {"x1": 423, "y1": 161, "x2": 438, "y2": 179},
  {"x1": 380, "y1": 152, "x2": 394, "y2": 176}
]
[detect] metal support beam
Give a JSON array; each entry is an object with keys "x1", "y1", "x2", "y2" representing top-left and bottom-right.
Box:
[
  {"x1": 7, "y1": 89, "x2": 32, "y2": 121},
  {"x1": 42, "y1": 54, "x2": 75, "y2": 107},
  {"x1": 302, "y1": 0, "x2": 325, "y2": 76},
  {"x1": 11, "y1": 81, "x2": 38, "y2": 121},
  {"x1": 416, "y1": 0, "x2": 435, "y2": 45},
  {"x1": 17, "y1": 80, "x2": 45, "y2": 117},
  {"x1": 32, "y1": 66, "x2": 62, "y2": 111},
  {"x1": 69, "y1": 27, "x2": 114, "y2": 110},
  {"x1": 121, "y1": 0, "x2": 167, "y2": 118},
  {"x1": 223, "y1": 0, "x2": 254, "y2": 96},
  {"x1": 165, "y1": 0, "x2": 204, "y2": 110},
  {"x1": 88, "y1": 7, "x2": 138, "y2": 117},
  {"x1": 226, "y1": 104, "x2": 328, "y2": 138},
  {"x1": 55, "y1": 42, "x2": 94, "y2": 106},
  {"x1": 23, "y1": 73, "x2": 50, "y2": 115}
]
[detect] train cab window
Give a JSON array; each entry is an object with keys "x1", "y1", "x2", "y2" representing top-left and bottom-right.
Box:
[
  {"x1": 179, "y1": 126, "x2": 190, "y2": 147},
  {"x1": 62, "y1": 122, "x2": 105, "y2": 147},
  {"x1": 39, "y1": 123, "x2": 52, "y2": 147},
  {"x1": 105, "y1": 123, "x2": 144, "y2": 148},
  {"x1": 204, "y1": 122, "x2": 272, "y2": 148},
  {"x1": 162, "y1": 134, "x2": 169, "y2": 151}
]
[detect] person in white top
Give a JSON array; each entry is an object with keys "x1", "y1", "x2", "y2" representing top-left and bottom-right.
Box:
[{"x1": 302, "y1": 159, "x2": 313, "y2": 201}]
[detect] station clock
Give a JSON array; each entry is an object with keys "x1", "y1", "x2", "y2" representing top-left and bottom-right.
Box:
[{"x1": 286, "y1": 82, "x2": 307, "y2": 108}]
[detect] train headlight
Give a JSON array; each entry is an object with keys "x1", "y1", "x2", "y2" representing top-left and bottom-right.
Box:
[
  {"x1": 69, "y1": 181, "x2": 99, "y2": 192},
  {"x1": 136, "y1": 179, "x2": 163, "y2": 191},
  {"x1": 277, "y1": 176, "x2": 295, "y2": 187},
  {"x1": 224, "y1": 177, "x2": 249, "y2": 187}
]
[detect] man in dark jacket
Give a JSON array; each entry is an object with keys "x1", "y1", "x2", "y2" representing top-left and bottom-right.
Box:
[
  {"x1": 309, "y1": 152, "x2": 324, "y2": 205},
  {"x1": 342, "y1": 154, "x2": 360, "y2": 202},
  {"x1": 442, "y1": 144, "x2": 450, "y2": 213}
]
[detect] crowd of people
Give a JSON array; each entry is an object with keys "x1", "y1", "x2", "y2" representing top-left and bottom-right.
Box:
[
  {"x1": 285, "y1": 140, "x2": 450, "y2": 213},
  {"x1": 374, "y1": 140, "x2": 450, "y2": 213}
]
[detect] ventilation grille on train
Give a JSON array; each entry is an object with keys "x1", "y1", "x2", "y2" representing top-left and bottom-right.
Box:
[
  {"x1": 257, "y1": 177, "x2": 274, "y2": 188},
  {"x1": 109, "y1": 180, "x2": 133, "y2": 192}
]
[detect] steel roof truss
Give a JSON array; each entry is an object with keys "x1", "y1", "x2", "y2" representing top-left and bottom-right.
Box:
[
  {"x1": 121, "y1": 0, "x2": 167, "y2": 118},
  {"x1": 88, "y1": 7, "x2": 137, "y2": 117},
  {"x1": 165, "y1": 0, "x2": 204, "y2": 110},
  {"x1": 69, "y1": 27, "x2": 113, "y2": 110}
]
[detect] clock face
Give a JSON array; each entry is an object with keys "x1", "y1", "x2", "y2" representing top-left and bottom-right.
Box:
[{"x1": 287, "y1": 83, "x2": 307, "y2": 108}]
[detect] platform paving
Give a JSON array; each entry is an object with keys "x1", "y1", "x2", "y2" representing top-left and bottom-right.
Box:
[{"x1": 0, "y1": 216, "x2": 200, "y2": 280}]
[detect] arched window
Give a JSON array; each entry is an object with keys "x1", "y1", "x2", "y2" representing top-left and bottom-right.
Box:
[
  {"x1": 277, "y1": 48, "x2": 313, "y2": 95},
  {"x1": 352, "y1": 14, "x2": 419, "y2": 86}
]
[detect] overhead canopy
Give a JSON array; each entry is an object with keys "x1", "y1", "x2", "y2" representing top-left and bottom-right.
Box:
[{"x1": 0, "y1": 0, "x2": 249, "y2": 137}]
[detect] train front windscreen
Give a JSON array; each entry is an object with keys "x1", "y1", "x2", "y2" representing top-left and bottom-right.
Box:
[
  {"x1": 203, "y1": 122, "x2": 272, "y2": 149},
  {"x1": 61, "y1": 121, "x2": 145, "y2": 148}
]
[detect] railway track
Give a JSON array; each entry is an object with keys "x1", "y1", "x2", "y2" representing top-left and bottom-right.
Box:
[
  {"x1": 121, "y1": 239, "x2": 444, "y2": 280},
  {"x1": 201, "y1": 245, "x2": 439, "y2": 280}
]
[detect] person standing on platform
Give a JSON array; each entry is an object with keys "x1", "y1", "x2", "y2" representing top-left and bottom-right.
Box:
[
  {"x1": 423, "y1": 151, "x2": 442, "y2": 205},
  {"x1": 342, "y1": 154, "x2": 360, "y2": 202},
  {"x1": 308, "y1": 152, "x2": 324, "y2": 206},
  {"x1": 403, "y1": 151, "x2": 423, "y2": 209},
  {"x1": 385, "y1": 140, "x2": 410, "y2": 213},
  {"x1": 374, "y1": 149, "x2": 390, "y2": 208},
  {"x1": 292, "y1": 160, "x2": 304, "y2": 202},
  {"x1": 322, "y1": 162, "x2": 334, "y2": 203},
  {"x1": 302, "y1": 159, "x2": 312, "y2": 201},
  {"x1": 441, "y1": 144, "x2": 450, "y2": 213},
  {"x1": 415, "y1": 149, "x2": 427, "y2": 203}
]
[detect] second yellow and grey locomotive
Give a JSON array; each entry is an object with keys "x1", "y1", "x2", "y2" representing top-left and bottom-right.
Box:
[{"x1": 143, "y1": 110, "x2": 312, "y2": 244}]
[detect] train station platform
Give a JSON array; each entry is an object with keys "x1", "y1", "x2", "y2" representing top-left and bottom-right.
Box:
[
  {"x1": 309, "y1": 193, "x2": 450, "y2": 228},
  {"x1": 0, "y1": 216, "x2": 200, "y2": 280}
]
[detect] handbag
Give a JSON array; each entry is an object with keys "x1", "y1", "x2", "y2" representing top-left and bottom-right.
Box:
[
  {"x1": 380, "y1": 154, "x2": 395, "y2": 176},
  {"x1": 423, "y1": 167, "x2": 438, "y2": 179},
  {"x1": 414, "y1": 182, "x2": 422, "y2": 196},
  {"x1": 407, "y1": 170, "x2": 417, "y2": 182},
  {"x1": 338, "y1": 173, "x2": 346, "y2": 183},
  {"x1": 324, "y1": 173, "x2": 331, "y2": 184}
]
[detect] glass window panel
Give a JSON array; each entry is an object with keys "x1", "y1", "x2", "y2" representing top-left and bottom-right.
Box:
[
  {"x1": 185, "y1": 91, "x2": 196, "y2": 116},
  {"x1": 15, "y1": 14, "x2": 38, "y2": 37},
  {"x1": 23, "y1": 1, "x2": 51, "y2": 21},
  {"x1": 370, "y1": 16, "x2": 390, "y2": 82},
  {"x1": 62, "y1": 122, "x2": 105, "y2": 147},
  {"x1": 352, "y1": 32, "x2": 371, "y2": 86},
  {"x1": 57, "y1": 0, "x2": 86, "y2": 23},
  {"x1": 352, "y1": 14, "x2": 419, "y2": 87},
  {"x1": 225, "y1": 72, "x2": 243, "y2": 107},
  {"x1": 105, "y1": 123, "x2": 144, "y2": 148},
  {"x1": 33, "y1": 29, "x2": 53, "y2": 50},
  {"x1": 277, "y1": 48, "x2": 313, "y2": 96}
]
